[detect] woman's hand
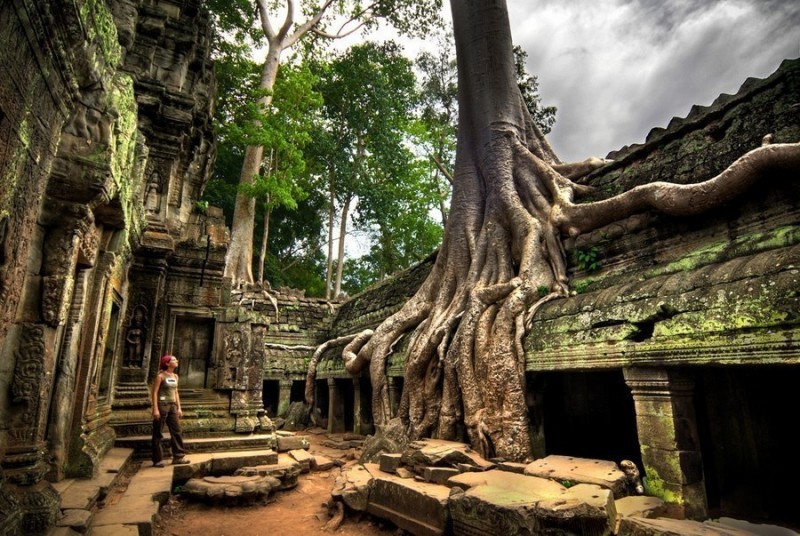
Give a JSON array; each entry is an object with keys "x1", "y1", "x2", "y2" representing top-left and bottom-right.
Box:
[
  {"x1": 177, "y1": 408, "x2": 183, "y2": 417},
  {"x1": 153, "y1": 408, "x2": 160, "y2": 419}
]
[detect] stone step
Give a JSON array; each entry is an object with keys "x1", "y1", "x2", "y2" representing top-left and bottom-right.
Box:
[
  {"x1": 55, "y1": 448, "x2": 135, "y2": 511},
  {"x1": 115, "y1": 432, "x2": 277, "y2": 458}
]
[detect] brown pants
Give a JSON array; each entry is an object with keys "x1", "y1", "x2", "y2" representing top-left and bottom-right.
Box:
[{"x1": 152, "y1": 402, "x2": 186, "y2": 463}]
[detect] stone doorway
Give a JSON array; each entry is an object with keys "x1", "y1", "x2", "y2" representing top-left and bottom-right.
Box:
[
  {"x1": 696, "y1": 365, "x2": 799, "y2": 528},
  {"x1": 539, "y1": 370, "x2": 642, "y2": 467},
  {"x1": 263, "y1": 380, "x2": 279, "y2": 416},
  {"x1": 171, "y1": 316, "x2": 214, "y2": 388}
]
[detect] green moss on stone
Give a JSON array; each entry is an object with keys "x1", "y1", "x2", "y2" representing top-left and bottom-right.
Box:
[
  {"x1": 80, "y1": 0, "x2": 123, "y2": 68},
  {"x1": 642, "y1": 464, "x2": 682, "y2": 505}
]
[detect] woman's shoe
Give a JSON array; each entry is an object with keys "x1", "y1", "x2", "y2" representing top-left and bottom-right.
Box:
[
  {"x1": 154, "y1": 461, "x2": 165, "y2": 468},
  {"x1": 172, "y1": 457, "x2": 190, "y2": 465}
]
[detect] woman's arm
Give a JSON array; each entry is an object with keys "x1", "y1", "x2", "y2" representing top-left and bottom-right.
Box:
[
  {"x1": 175, "y1": 374, "x2": 183, "y2": 417},
  {"x1": 152, "y1": 373, "x2": 162, "y2": 418}
]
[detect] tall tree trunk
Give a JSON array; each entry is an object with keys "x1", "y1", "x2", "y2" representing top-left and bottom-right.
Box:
[
  {"x1": 224, "y1": 44, "x2": 282, "y2": 285},
  {"x1": 257, "y1": 203, "x2": 271, "y2": 285},
  {"x1": 325, "y1": 181, "x2": 335, "y2": 300},
  {"x1": 333, "y1": 194, "x2": 352, "y2": 298}
]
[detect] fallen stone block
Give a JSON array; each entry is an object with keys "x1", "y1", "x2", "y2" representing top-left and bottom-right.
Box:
[
  {"x1": 449, "y1": 470, "x2": 568, "y2": 535},
  {"x1": 448, "y1": 470, "x2": 615, "y2": 536},
  {"x1": 712, "y1": 517, "x2": 798, "y2": 536},
  {"x1": 402, "y1": 438, "x2": 495, "y2": 475},
  {"x1": 209, "y1": 450, "x2": 279, "y2": 476},
  {"x1": 379, "y1": 453, "x2": 402, "y2": 474},
  {"x1": 276, "y1": 435, "x2": 309, "y2": 452},
  {"x1": 536, "y1": 483, "x2": 616, "y2": 536},
  {"x1": 524, "y1": 455, "x2": 628, "y2": 497},
  {"x1": 619, "y1": 516, "x2": 763, "y2": 535},
  {"x1": 614, "y1": 495, "x2": 668, "y2": 532},
  {"x1": 424, "y1": 466, "x2": 461, "y2": 485},
  {"x1": 331, "y1": 463, "x2": 380, "y2": 512},
  {"x1": 57, "y1": 509, "x2": 92, "y2": 531},
  {"x1": 234, "y1": 460, "x2": 302, "y2": 490},
  {"x1": 367, "y1": 472, "x2": 451, "y2": 536},
  {"x1": 312, "y1": 454, "x2": 336, "y2": 471},
  {"x1": 289, "y1": 449, "x2": 313, "y2": 473},
  {"x1": 181, "y1": 475, "x2": 280, "y2": 505}
]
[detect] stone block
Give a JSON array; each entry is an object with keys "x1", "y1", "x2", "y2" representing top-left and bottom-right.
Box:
[
  {"x1": 524, "y1": 455, "x2": 628, "y2": 497},
  {"x1": 614, "y1": 495, "x2": 668, "y2": 532},
  {"x1": 367, "y1": 473, "x2": 451, "y2": 536},
  {"x1": 401, "y1": 438, "x2": 495, "y2": 473},
  {"x1": 312, "y1": 455, "x2": 336, "y2": 471},
  {"x1": 57, "y1": 509, "x2": 92, "y2": 530},
  {"x1": 331, "y1": 463, "x2": 379, "y2": 512},
  {"x1": 618, "y1": 516, "x2": 759, "y2": 535},
  {"x1": 424, "y1": 467, "x2": 461, "y2": 485},
  {"x1": 379, "y1": 453, "x2": 402, "y2": 474},
  {"x1": 276, "y1": 435, "x2": 309, "y2": 452},
  {"x1": 209, "y1": 450, "x2": 279, "y2": 476},
  {"x1": 288, "y1": 449, "x2": 313, "y2": 473}
]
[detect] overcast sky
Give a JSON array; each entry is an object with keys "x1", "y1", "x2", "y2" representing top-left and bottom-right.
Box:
[{"x1": 504, "y1": 0, "x2": 800, "y2": 161}]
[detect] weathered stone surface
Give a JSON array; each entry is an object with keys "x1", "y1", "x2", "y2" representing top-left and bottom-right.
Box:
[
  {"x1": 402, "y1": 439, "x2": 495, "y2": 475},
  {"x1": 234, "y1": 460, "x2": 302, "y2": 490},
  {"x1": 331, "y1": 463, "x2": 380, "y2": 512},
  {"x1": 181, "y1": 475, "x2": 280, "y2": 504},
  {"x1": 379, "y1": 453, "x2": 402, "y2": 474},
  {"x1": 615, "y1": 495, "x2": 669, "y2": 532},
  {"x1": 277, "y1": 435, "x2": 310, "y2": 452},
  {"x1": 536, "y1": 483, "x2": 616, "y2": 535},
  {"x1": 449, "y1": 470, "x2": 616, "y2": 536},
  {"x1": 56, "y1": 509, "x2": 92, "y2": 530},
  {"x1": 449, "y1": 470, "x2": 566, "y2": 535},
  {"x1": 367, "y1": 472, "x2": 452, "y2": 536},
  {"x1": 424, "y1": 466, "x2": 461, "y2": 485},
  {"x1": 618, "y1": 516, "x2": 764, "y2": 535},
  {"x1": 524, "y1": 455, "x2": 628, "y2": 497},
  {"x1": 288, "y1": 449, "x2": 313, "y2": 473},
  {"x1": 312, "y1": 455, "x2": 336, "y2": 471}
]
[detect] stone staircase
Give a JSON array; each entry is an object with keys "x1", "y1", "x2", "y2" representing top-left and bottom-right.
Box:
[{"x1": 48, "y1": 432, "x2": 312, "y2": 536}]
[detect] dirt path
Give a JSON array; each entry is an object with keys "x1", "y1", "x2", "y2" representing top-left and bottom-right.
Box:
[{"x1": 154, "y1": 430, "x2": 397, "y2": 536}]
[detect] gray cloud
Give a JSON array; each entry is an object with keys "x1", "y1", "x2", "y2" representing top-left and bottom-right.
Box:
[{"x1": 508, "y1": 0, "x2": 800, "y2": 161}]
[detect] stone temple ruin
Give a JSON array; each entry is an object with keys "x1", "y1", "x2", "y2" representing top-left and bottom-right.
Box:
[{"x1": 0, "y1": 0, "x2": 798, "y2": 534}]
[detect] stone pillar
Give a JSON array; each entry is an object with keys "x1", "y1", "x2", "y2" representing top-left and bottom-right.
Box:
[
  {"x1": 624, "y1": 368, "x2": 707, "y2": 519},
  {"x1": 352, "y1": 378, "x2": 362, "y2": 435},
  {"x1": 278, "y1": 379, "x2": 293, "y2": 417},
  {"x1": 387, "y1": 376, "x2": 400, "y2": 418},
  {"x1": 327, "y1": 378, "x2": 345, "y2": 434}
]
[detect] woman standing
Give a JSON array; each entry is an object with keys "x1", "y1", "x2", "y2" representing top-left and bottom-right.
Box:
[{"x1": 152, "y1": 355, "x2": 190, "y2": 467}]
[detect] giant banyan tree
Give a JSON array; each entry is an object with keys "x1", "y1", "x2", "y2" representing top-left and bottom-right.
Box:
[{"x1": 311, "y1": 0, "x2": 800, "y2": 462}]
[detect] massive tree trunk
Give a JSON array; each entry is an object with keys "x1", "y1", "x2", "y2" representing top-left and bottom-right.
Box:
[
  {"x1": 224, "y1": 46, "x2": 282, "y2": 284},
  {"x1": 308, "y1": 0, "x2": 800, "y2": 462}
]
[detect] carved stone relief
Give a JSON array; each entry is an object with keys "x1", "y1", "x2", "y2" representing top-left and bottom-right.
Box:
[{"x1": 124, "y1": 305, "x2": 147, "y2": 367}]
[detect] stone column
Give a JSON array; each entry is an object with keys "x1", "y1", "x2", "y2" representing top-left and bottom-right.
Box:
[
  {"x1": 327, "y1": 378, "x2": 345, "y2": 434},
  {"x1": 278, "y1": 379, "x2": 293, "y2": 417},
  {"x1": 624, "y1": 368, "x2": 707, "y2": 519},
  {"x1": 352, "y1": 378, "x2": 361, "y2": 435}
]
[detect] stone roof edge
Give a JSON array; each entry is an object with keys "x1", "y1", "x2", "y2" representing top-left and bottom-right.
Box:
[{"x1": 588, "y1": 57, "x2": 799, "y2": 177}]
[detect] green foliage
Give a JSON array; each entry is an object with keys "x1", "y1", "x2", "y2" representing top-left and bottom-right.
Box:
[
  {"x1": 537, "y1": 285, "x2": 550, "y2": 297},
  {"x1": 572, "y1": 279, "x2": 593, "y2": 294},
  {"x1": 575, "y1": 246, "x2": 601, "y2": 272},
  {"x1": 561, "y1": 480, "x2": 575, "y2": 488},
  {"x1": 311, "y1": 42, "x2": 443, "y2": 290},
  {"x1": 513, "y1": 45, "x2": 557, "y2": 134},
  {"x1": 194, "y1": 200, "x2": 209, "y2": 214}
]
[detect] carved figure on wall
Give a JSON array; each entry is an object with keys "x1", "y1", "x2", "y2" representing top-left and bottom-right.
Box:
[
  {"x1": 224, "y1": 329, "x2": 245, "y2": 388},
  {"x1": 124, "y1": 305, "x2": 147, "y2": 367},
  {"x1": 145, "y1": 171, "x2": 162, "y2": 214}
]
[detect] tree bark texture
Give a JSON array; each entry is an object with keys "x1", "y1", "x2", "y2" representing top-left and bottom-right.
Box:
[{"x1": 307, "y1": 0, "x2": 800, "y2": 462}]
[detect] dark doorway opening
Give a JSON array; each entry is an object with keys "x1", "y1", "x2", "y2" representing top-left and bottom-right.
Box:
[
  {"x1": 541, "y1": 370, "x2": 642, "y2": 470},
  {"x1": 696, "y1": 366, "x2": 799, "y2": 530}
]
